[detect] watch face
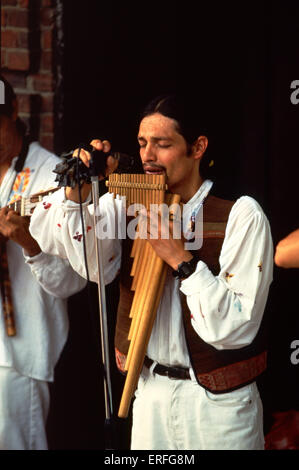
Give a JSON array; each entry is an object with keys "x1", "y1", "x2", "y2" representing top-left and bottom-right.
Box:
[
  {"x1": 173, "y1": 255, "x2": 198, "y2": 279},
  {"x1": 181, "y1": 263, "x2": 192, "y2": 276}
]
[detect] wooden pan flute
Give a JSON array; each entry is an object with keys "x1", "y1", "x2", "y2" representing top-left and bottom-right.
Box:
[{"x1": 106, "y1": 173, "x2": 181, "y2": 418}]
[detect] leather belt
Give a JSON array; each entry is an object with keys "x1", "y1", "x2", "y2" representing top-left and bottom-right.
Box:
[{"x1": 144, "y1": 356, "x2": 191, "y2": 380}]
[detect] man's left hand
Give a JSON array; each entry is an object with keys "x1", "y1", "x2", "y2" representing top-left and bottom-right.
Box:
[{"x1": 0, "y1": 207, "x2": 41, "y2": 257}]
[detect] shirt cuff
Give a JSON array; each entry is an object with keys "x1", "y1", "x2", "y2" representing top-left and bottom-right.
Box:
[
  {"x1": 180, "y1": 260, "x2": 216, "y2": 295},
  {"x1": 62, "y1": 188, "x2": 91, "y2": 209},
  {"x1": 23, "y1": 250, "x2": 50, "y2": 266}
]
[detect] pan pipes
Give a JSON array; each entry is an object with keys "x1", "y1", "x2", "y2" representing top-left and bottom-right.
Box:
[{"x1": 106, "y1": 174, "x2": 180, "y2": 418}]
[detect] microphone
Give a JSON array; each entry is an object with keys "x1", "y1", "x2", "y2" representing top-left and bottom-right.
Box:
[
  {"x1": 60, "y1": 146, "x2": 135, "y2": 173},
  {"x1": 55, "y1": 145, "x2": 137, "y2": 188},
  {"x1": 88, "y1": 147, "x2": 136, "y2": 177},
  {"x1": 103, "y1": 150, "x2": 136, "y2": 173}
]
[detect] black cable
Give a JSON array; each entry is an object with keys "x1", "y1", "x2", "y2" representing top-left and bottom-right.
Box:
[
  {"x1": 75, "y1": 148, "x2": 116, "y2": 447},
  {"x1": 76, "y1": 146, "x2": 90, "y2": 283}
]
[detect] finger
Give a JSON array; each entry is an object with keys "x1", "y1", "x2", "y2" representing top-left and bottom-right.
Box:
[
  {"x1": 90, "y1": 139, "x2": 112, "y2": 154},
  {"x1": 105, "y1": 155, "x2": 119, "y2": 176},
  {"x1": 6, "y1": 210, "x2": 20, "y2": 221},
  {"x1": 102, "y1": 140, "x2": 112, "y2": 153},
  {"x1": 0, "y1": 205, "x2": 11, "y2": 213},
  {"x1": 72, "y1": 147, "x2": 91, "y2": 167},
  {"x1": 90, "y1": 139, "x2": 104, "y2": 151}
]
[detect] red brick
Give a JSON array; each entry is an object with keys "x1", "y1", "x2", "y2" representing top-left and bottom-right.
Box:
[
  {"x1": 42, "y1": 0, "x2": 54, "y2": 7},
  {"x1": 17, "y1": 31, "x2": 29, "y2": 48},
  {"x1": 3, "y1": 8, "x2": 28, "y2": 28},
  {"x1": 41, "y1": 50, "x2": 52, "y2": 71},
  {"x1": 40, "y1": 8, "x2": 54, "y2": 27},
  {"x1": 1, "y1": 71, "x2": 27, "y2": 89},
  {"x1": 1, "y1": 30, "x2": 19, "y2": 47},
  {"x1": 18, "y1": 0, "x2": 29, "y2": 7},
  {"x1": 41, "y1": 94, "x2": 54, "y2": 113},
  {"x1": 1, "y1": 9, "x2": 6, "y2": 26},
  {"x1": 40, "y1": 134, "x2": 54, "y2": 151},
  {"x1": 41, "y1": 114, "x2": 54, "y2": 133},
  {"x1": 6, "y1": 50, "x2": 30, "y2": 70},
  {"x1": 17, "y1": 93, "x2": 31, "y2": 113},
  {"x1": 1, "y1": 29, "x2": 28, "y2": 48},
  {"x1": 32, "y1": 74, "x2": 53, "y2": 92},
  {"x1": 41, "y1": 29, "x2": 52, "y2": 50},
  {"x1": 2, "y1": 0, "x2": 18, "y2": 6},
  {"x1": 1, "y1": 49, "x2": 7, "y2": 67}
]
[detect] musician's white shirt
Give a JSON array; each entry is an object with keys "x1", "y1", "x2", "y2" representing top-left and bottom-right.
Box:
[
  {"x1": 30, "y1": 179, "x2": 274, "y2": 369},
  {"x1": 0, "y1": 142, "x2": 86, "y2": 381}
]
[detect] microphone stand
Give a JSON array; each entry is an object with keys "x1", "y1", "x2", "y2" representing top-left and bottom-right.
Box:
[
  {"x1": 54, "y1": 145, "x2": 136, "y2": 449},
  {"x1": 89, "y1": 157, "x2": 116, "y2": 450}
]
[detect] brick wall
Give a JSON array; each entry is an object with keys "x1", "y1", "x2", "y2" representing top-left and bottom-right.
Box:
[{"x1": 1, "y1": 0, "x2": 56, "y2": 151}]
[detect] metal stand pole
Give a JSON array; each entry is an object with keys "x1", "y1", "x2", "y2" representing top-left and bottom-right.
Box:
[{"x1": 90, "y1": 175, "x2": 115, "y2": 449}]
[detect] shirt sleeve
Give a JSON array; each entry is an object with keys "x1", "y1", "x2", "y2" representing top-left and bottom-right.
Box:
[
  {"x1": 23, "y1": 250, "x2": 87, "y2": 299},
  {"x1": 180, "y1": 196, "x2": 274, "y2": 350},
  {"x1": 29, "y1": 188, "x2": 122, "y2": 285}
]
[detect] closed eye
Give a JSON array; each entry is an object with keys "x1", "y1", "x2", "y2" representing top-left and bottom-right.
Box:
[{"x1": 157, "y1": 143, "x2": 171, "y2": 148}]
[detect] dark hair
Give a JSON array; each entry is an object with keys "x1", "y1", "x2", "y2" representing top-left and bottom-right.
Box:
[
  {"x1": 140, "y1": 93, "x2": 215, "y2": 179},
  {"x1": 0, "y1": 74, "x2": 27, "y2": 136}
]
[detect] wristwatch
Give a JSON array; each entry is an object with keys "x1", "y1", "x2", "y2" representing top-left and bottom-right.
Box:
[{"x1": 172, "y1": 254, "x2": 199, "y2": 279}]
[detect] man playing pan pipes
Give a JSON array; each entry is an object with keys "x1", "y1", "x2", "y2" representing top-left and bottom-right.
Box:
[
  {"x1": 0, "y1": 75, "x2": 86, "y2": 450},
  {"x1": 30, "y1": 94, "x2": 274, "y2": 450}
]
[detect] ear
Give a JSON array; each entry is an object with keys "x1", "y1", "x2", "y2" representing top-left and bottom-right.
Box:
[{"x1": 192, "y1": 136, "x2": 208, "y2": 162}]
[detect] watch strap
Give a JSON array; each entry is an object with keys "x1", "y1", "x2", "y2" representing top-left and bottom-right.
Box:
[{"x1": 172, "y1": 254, "x2": 199, "y2": 279}]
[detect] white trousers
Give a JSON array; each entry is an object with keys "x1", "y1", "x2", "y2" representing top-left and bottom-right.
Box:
[
  {"x1": 0, "y1": 367, "x2": 50, "y2": 450},
  {"x1": 131, "y1": 365, "x2": 264, "y2": 450}
]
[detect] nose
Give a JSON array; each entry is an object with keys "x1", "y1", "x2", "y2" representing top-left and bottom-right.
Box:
[{"x1": 141, "y1": 143, "x2": 157, "y2": 163}]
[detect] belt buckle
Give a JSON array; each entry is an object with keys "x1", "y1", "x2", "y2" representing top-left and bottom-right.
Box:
[{"x1": 165, "y1": 368, "x2": 176, "y2": 380}]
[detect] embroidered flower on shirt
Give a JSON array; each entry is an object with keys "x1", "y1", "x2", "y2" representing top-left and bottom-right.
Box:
[
  {"x1": 9, "y1": 167, "x2": 35, "y2": 203},
  {"x1": 73, "y1": 231, "x2": 83, "y2": 242},
  {"x1": 234, "y1": 298, "x2": 242, "y2": 312},
  {"x1": 43, "y1": 202, "x2": 51, "y2": 210},
  {"x1": 87, "y1": 226, "x2": 92, "y2": 232},
  {"x1": 57, "y1": 223, "x2": 61, "y2": 228},
  {"x1": 258, "y1": 262, "x2": 263, "y2": 272},
  {"x1": 225, "y1": 272, "x2": 234, "y2": 281}
]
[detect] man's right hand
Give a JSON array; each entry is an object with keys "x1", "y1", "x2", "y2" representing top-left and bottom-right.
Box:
[{"x1": 65, "y1": 139, "x2": 118, "y2": 203}]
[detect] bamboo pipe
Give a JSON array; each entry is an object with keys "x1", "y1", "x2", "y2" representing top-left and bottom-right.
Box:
[{"x1": 118, "y1": 192, "x2": 181, "y2": 418}]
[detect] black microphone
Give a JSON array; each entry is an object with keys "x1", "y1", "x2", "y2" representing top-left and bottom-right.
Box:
[
  {"x1": 61, "y1": 146, "x2": 135, "y2": 173},
  {"x1": 103, "y1": 150, "x2": 135, "y2": 173},
  {"x1": 89, "y1": 147, "x2": 136, "y2": 177},
  {"x1": 55, "y1": 145, "x2": 137, "y2": 188}
]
